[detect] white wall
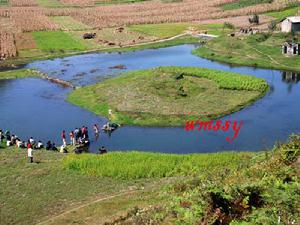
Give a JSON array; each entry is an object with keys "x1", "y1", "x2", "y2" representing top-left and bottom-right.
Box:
[{"x1": 282, "y1": 19, "x2": 292, "y2": 32}]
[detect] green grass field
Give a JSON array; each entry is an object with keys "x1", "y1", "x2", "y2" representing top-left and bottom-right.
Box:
[
  {"x1": 0, "y1": 0, "x2": 7, "y2": 6},
  {"x1": 35, "y1": 0, "x2": 63, "y2": 7},
  {"x1": 67, "y1": 66, "x2": 268, "y2": 126},
  {"x1": 64, "y1": 151, "x2": 253, "y2": 179},
  {"x1": 51, "y1": 16, "x2": 91, "y2": 31},
  {"x1": 194, "y1": 33, "x2": 300, "y2": 72},
  {"x1": 221, "y1": 0, "x2": 273, "y2": 10},
  {"x1": 32, "y1": 31, "x2": 87, "y2": 52}
]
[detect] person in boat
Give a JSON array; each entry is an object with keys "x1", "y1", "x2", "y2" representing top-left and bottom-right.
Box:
[
  {"x1": 99, "y1": 146, "x2": 107, "y2": 154},
  {"x1": 102, "y1": 123, "x2": 111, "y2": 131},
  {"x1": 102, "y1": 122, "x2": 120, "y2": 131}
]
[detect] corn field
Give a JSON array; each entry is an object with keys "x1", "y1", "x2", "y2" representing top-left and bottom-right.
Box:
[
  {"x1": 0, "y1": 0, "x2": 298, "y2": 60},
  {"x1": 0, "y1": 32, "x2": 17, "y2": 60}
]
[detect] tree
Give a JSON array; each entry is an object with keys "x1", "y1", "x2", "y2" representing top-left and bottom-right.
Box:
[{"x1": 249, "y1": 14, "x2": 260, "y2": 25}]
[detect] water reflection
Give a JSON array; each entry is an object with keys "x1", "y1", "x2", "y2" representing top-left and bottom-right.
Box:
[{"x1": 282, "y1": 71, "x2": 300, "y2": 93}]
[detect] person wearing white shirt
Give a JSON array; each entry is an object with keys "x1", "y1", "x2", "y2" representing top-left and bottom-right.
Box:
[{"x1": 28, "y1": 146, "x2": 33, "y2": 163}]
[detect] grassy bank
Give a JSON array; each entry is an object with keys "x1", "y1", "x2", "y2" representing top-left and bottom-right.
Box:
[
  {"x1": 0, "y1": 147, "x2": 167, "y2": 225},
  {"x1": 67, "y1": 66, "x2": 268, "y2": 126},
  {"x1": 100, "y1": 135, "x2": 300, "y2": 225},
  {"x1": 0, "y1": 69, "x2": 41, "y2": 79},
  {"x1": 1, "y1": 135, "x2": 299, "y2": 224},
  {"x1": 1, "y1": 35, "x2": 200, "y2": 68},
  {"x1": 194, "y1": 33, "x2": 300, "y2": 72}
]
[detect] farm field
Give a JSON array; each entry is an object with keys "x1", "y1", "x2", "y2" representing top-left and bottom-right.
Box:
[
  {"x1": 0, "y1": 0, "x2": 298, "y2": 65},
  {"x1": 32, "y1": 31, "x2": 87, "y2": 52}
]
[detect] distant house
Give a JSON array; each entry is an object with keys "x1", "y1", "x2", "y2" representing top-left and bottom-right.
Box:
[
  {"x1": 282, "y1": 42, "x2": 300, "y2": 55},
  {"x1": 281, "y1": 17, "x2": 300, "y2": 33}
]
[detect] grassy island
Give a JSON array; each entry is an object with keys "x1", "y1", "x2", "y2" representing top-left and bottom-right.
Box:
[{"x1": 67, "y1": 67, "x2": 269, "y2": 126}]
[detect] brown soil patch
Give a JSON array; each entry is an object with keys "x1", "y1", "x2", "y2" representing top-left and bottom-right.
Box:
[{"x1": 15, "y1": 33, "x2": 36, "y2": 50}]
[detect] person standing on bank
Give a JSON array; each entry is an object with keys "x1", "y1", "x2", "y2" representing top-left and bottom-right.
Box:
[
  {"x1": 27, "y1": 140, "x2": 33, "y2": 163},
  {"x1": 70, "y1": 131, "x2": 75, "y2": 146},
  {"x1": 61, "y1": 130, "x2": 66, "y2": 147}
]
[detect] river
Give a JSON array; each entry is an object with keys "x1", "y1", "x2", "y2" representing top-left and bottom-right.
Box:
[{"x1": 0, "y1": 44, "x2": 299, "y2": 153}]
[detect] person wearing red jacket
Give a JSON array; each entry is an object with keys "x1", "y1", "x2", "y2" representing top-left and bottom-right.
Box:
[{"x1": 27, "y1": 141, "x2": 33, "y2": 163}]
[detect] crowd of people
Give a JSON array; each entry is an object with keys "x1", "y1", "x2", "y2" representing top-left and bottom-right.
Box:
[{"x1": 0, "y1": 123, "x2": 111, "y2": 163}]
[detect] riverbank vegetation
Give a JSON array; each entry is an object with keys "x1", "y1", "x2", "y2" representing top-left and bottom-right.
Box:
[
  {"x1": 68, "y1": 66, "x2": 268, "y2": 126},
  {"x1": 107, "y1": 134, "x2": 300, "y2": 225},
  {"x1": 0, "y1": 69, "x2": 41, "y2": 79},
  {"x1": 194, "y1": 32, "x2": 300, "y2": 72},
  {"x1": 1, "y1": 134, "x2": 299, "y2": 224},
  {"x1": 0, "y1": 147, "x2": 169, "y2": 225},
  {"x1": 64, "y1": 151, "x2": 252, "y2": 179}
]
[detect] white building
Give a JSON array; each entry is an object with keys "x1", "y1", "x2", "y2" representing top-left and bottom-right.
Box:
[
  {"x1": 281, "y1": 17, "x2": 300, "y2": 33},
  {"x1": 282, "y1": 42, "x2": 300, "y2": 55}
]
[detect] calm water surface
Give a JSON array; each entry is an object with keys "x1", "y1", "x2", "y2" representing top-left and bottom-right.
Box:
[{"x1": 0, "y1": 44, "x2": 299, "y2": 153}]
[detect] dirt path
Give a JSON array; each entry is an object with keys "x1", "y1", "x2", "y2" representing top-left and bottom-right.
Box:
[
  {"x1": 36, "y1": 189, "x2": 139, "y2": 225},
  {"x1": 36, "y1": 178, "x2": 177, "y2": 225}
]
